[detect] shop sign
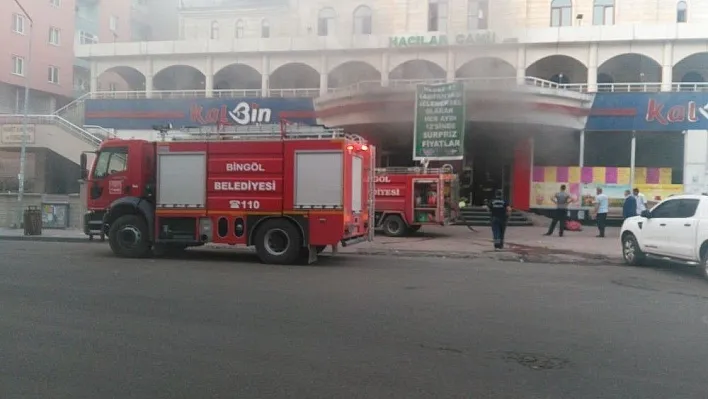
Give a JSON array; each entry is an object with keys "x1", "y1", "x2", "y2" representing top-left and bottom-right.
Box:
[
  {"x1": 413, "y1": 82, "x2": 465, "y2": 161},
  {"x1": 389, "y1": 31, "x2": 496, "y2": 47},
  {"x1": 1, "y1": 124, "x2": 35, "y2": 144}
]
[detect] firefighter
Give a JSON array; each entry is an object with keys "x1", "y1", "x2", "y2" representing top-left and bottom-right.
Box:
[{"x1": 487, "y1": 189, "x2": 511, "y2": 250}]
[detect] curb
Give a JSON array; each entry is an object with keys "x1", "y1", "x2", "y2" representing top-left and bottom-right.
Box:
[
  {"x1": 0, "y1": 235, "x2": 94, "y2": 243},
  {"x1": 351, "y1": 249, "x2": 622, "y2": 266}
]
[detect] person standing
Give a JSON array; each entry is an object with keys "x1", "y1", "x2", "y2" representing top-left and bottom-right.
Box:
[
  {"x1": 487, "y1": 190, "x2": 511, "y2": 250},
  {"x1": 633, "y1": 188, "x2": 647, "y2": 215},
  {"x1": 594, "y1": 187, "x2": 609, "y2": 237},
  {"x1": 544, "y1": 184, "x2": 571, "y2": 237},
  {"x1": 622, "y1": 189, "x2": 637, "y2": 220}
]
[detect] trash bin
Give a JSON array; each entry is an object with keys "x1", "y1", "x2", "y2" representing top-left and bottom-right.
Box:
[{"x1": 23, "y1": 206, "x2": 42, "y2": 236}]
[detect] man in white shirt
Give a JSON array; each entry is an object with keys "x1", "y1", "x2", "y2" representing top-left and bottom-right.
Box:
[
  {"x1": 633, "y1": 188, "x2": 647, "y2": 215},
  {"x1": 594, "y1": 187, "x2": 609, "y2": 238}
]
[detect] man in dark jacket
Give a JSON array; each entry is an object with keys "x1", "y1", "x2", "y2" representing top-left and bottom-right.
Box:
[
  {"x1": 622, "y1": 189, "x2": 637, "y2": 220},
  {"x1": 487, "y1": 190, "x2": 511, "y2": 250}
]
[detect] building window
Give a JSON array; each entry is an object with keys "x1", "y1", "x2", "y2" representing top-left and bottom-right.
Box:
[
  {"x1": 261, "y1": 19, "x2": 270, "y2": 38},
  {"x1": 592, "y1": 0, "x2": 614, "y2": 25},
  {"x1": 12, "y1": 55, "x2": 24, "y2": 76},
  {"x1": 235, "y1": 20, "x2": 244, "y2": 38},
  {"x1": 79, "y1": 31, "x2": 98, "y2": 44},
  {"x1": 428, "y1": 0, "x2": 449, "y2": 32},
  {"x1": 50, "y1": 0, "x2": 61, "y2": 7},
  {"x1": 109, "y1": 15, "x2": 118, "y2": 32},
  {"x1": 677, "y1": 1, "x2": 688, "y2": 22},
  {"x1": 550, "y1": 0, "x2": 572, "y2": 27},
  {"x1": 211, "y1": 20, "x2": 219, "y2": 39},
  {"x1": 317, "y1": 7, "x2": 336, "y2": 36},
  {"x1": 49, "y1": 27, "x2": 61, "y2": 45},
  {"x1": 467, "y1": 0, "x2": 488, "y2": 30},
  {"x1": 12, "y1": 14, "x2": 26, "y2": 34},
  {"x1": 48, "y1": 66, "x2": 59, "y2": 84},
  {"x1": 353, "y1": 5, "x2": 372, "y2": 35}
]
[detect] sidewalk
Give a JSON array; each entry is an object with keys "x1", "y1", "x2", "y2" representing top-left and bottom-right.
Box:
[{"x1": 0, "y1": 224, "x2": 622, "y2": 264}]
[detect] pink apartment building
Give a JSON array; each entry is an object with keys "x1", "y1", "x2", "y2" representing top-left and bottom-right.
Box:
[{"x1": 1, "y1": 0, "x2": 77, "y2": 113}]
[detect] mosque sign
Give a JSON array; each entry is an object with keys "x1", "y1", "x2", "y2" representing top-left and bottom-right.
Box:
[
  {"x1": 413, "y1": 82, "x2": 466, "y2": 161},
  {"x1": 389, "y1": 31, "x2": 496, "y2": 47}
]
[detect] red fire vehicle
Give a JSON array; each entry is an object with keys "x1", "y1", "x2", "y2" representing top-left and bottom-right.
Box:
[
  {"x1": 79, "y1": 122, "x2": 375, "y2": 264},
  {"x1": 374, "y1": 166, "x2": 459, "y2": 236}
]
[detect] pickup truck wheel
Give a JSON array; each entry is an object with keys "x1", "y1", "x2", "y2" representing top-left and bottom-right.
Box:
[
  {"x1": 108, "y1": 214, "x2": 151, "y2": 258},
  {"x1": 382, "y1": 215, "x2": 407, "y2": 237},
  {"x1": 699, "y1": 249, "x2": 708, "y2": 280},
  {"x1": 621, "y1": 233, "x2": 645, "y2": 266},
  {"x1": 254, "y1": 219, "x2": 302, "y2": 265}
]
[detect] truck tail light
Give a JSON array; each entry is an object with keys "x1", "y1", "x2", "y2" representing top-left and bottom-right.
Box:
[
  {"x1": 346, "y1": 145, "x2": 354, "y2": 151},
  {"x1": 360, "y1": 144, "x2": 368, "y2": 151}
]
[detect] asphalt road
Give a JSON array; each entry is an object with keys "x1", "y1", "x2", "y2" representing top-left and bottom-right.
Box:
[{"x1": 2, "y1": 242, "x2": 708, "y2": 399}]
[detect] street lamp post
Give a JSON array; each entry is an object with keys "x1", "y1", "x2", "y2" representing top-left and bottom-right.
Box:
[{"x1": 13, "y1": 0, "x2": 33, "y2": 228}]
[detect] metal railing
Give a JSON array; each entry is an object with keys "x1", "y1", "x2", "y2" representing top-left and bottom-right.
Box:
[
  {"x1": 0, "y1": 114, "x2": 102, "y2": 147},
  {"x1": 560, "y1": 82, "x2": 663, "y2": 92},
  {"x1": 174, "y1": 123, "x2": 367, "y2": 143},
  {"x1": 376, "y1": 166, "x2": 455, "y2": 175}
]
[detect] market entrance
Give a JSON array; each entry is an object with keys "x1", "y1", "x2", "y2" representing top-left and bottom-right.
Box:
[{"x1": 463, "y1": 126, "x2": 525, "y2": 206}]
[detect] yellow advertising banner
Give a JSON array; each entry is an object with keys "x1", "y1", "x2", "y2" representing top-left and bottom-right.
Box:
[
  {"x1": 659, "y1": 168, "x2": 672, "y2": 184},
  {"x1": 568, "y1": 167, "x2": 581, "y2": 184},
  {"x1": 634, "y1": 167, "x2": 647, "y2": 185},
  {"x1": 616, "y1": 168, "x2": 630, "y2": 185},
  {"x1": 635, "y1": 184, "x2": 684, "y2": 208},
  {"x1": 592, "y1": 167, "x2": 605, "y2": 184}
]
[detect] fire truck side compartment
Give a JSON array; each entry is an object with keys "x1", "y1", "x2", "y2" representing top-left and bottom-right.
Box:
[{"x1": 294, "y1": 151, "x2": 343, "y2": 208}]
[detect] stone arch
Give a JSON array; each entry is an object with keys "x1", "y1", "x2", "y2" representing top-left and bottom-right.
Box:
[
  {"x1": 525, "y1": 55, "x2": 588, "y2": 83},
  {"x1": 270, "y1": 62, "x2": 320, "y2": 89},
  {"x1": 213, "y1": 63, "x2": 262, "y2": 90},
  {"x1": 96, "y1": 66, "x2": 146, "y2": 91},
  {"x1": 673, "y1": 52, "x2": 708, "y2": 84},
  {"x1": 328, "y1": 61, "x2": 381, "y2": 88},
  {"x1": 597, "y1": 53, "x2": 662, "y2": 84},
  {"x1": 456, "y1": 57, "x2": 516, "y2": 78},
  {"x1": 388, "y1": 59, "x2": 446, "y2": 80},
  {"x1": 153, "y1": 65, "x2": 206, "y2": 91}
]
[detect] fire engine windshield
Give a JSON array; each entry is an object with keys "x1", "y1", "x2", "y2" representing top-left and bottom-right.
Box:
[{"x1": 92, "y1": 147, "x2": 129, "y2": 178}]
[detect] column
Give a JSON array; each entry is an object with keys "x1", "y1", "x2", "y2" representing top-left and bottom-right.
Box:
[
  {"x1": 261, "y1": 55, "x2": 270, "y2": 96},
  {"x1": 319, "y1": 54, "x2": 328, "y2": 95},
  {"x1": 629, "y1": 131, "x2": 637, "y2": 188},
  {"x1": 446, "y1": 49, "x2": 455, "y2": 82},
  {"x1": 587, "y1": 43, "x2": 598, "y2": 92},
  {"x1": 579, "y1": 130, "x2": 585, "y2": 166},
  {"x1": 661, "y1": 41, "x2": 673, "y2": 92},
  {"x1": 89, "y1": 61, "x2": 98, "y2": 93},
  {"x1": 381, "y1": 52, "x2": 390, "y2": 87},
  {"x1": 205, "y1": 56, "x2": 214, "y2": 97},
  {"x1": 144, "y1": 58, "x2": 153, "y2": 99},
  {"x1": 516, "y1": 46, "x2": 526, "y2": 85}
]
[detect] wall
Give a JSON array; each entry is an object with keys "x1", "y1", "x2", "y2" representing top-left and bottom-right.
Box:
[
  {"x1": 1, "y1": 0, "x2": 76, "y2": 98},
  {"x1": 0, "y1": 192, "x2": 84, "y2": 229},
  {"x1": 683, "y1": 130, "x2": 708, "y2": 195}
]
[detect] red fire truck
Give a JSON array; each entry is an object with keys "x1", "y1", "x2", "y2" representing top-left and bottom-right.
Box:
[
  {"x1": 80, "y1": 122, "x2": 375, "y2": 264},
  {"x1": 374, "y1": 166, "x2": 459, "y2": 236}
]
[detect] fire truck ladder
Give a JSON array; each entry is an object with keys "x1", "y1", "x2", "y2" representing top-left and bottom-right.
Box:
[
  {"x1": 375, "y1": 165, "x2": 454, "y2": 175},
  {"x1": 175, "y1": 123, "x2": 367, "y2": 143},
  {"x1": 368, "y1": 146, "x2": 376, "y2": 242}
]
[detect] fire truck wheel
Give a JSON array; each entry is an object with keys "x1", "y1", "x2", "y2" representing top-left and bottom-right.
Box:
[
  {"x1": 254, "y1": 219, "x2": 303, "y2": 264},
  {"x1": 382, "y1": 215, "x2": 407, "y2": 237},
  {"x1": 108, "y1": 214, "x2": 151, "y2": 258}
]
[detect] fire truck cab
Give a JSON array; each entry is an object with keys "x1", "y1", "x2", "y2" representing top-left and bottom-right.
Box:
[
  {"x1": 80, "y1": 123, "x2": 375, "y2": 265},
  {"x1": 373, "y1": 166, "x2": 459, "y2": 237}
]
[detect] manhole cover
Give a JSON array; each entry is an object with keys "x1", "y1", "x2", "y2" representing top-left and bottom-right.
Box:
[{"x1": 502, "y1": 351, "x2": 569, "y2": 370}]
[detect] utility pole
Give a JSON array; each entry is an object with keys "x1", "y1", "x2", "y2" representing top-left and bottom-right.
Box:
[{"x1": 13, "y1": 0, "x2": 33, "y2": 228}]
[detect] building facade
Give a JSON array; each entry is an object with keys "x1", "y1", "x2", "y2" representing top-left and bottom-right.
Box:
[{"x1": 1, "y1": 0, "x2": 77, "y2": 114}]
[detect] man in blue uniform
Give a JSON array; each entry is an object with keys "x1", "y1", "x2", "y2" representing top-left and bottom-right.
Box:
[
  {"x1": 622, "y1": 189, "x2": 637, "y2": 220},
  {"x1": 487, "y1": 190, "x2": 511, "y2": 250}
]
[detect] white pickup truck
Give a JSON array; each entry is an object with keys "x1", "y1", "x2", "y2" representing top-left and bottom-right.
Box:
[{"x1": 620, "y1": 194, "x2": 708, "y2": 278}]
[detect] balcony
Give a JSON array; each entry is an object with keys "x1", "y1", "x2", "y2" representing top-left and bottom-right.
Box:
[{"x1": 75, "y1": 14, "x2": 98, "y2": 34}]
